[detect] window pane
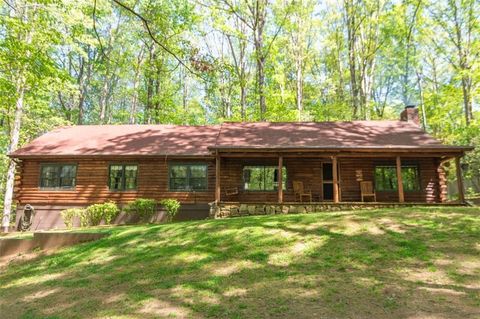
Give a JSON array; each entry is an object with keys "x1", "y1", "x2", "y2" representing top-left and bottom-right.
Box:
[
  {"x1": 41, "y1": 166, "x2": 60, "y2": 188},
  {"x1": 190, "y1": 178, "x2": 207, "y2": 190},
  {"x1": 264, "y1": 167, "x2": 276, "y2": 190},
  {"x1": 60, "y1": 165, "x2": 76, "y2": 188},
  {"x1": 281, "y1": 167, "x2": 287, "y2": 190},
  {"x1": 190, "y1": 165, "x2": 207, "y2": 178},
  {"x1": 189, "y1": 165, "x2": 207, "y2": 190},
  {"x1": 170, "y1": 165, "x2": 188, "y2": 190},
  {"x1": 170, "y1": 178, "x2": 188, "y2": 190},
  {"x1": 402, "y1": 166, "x2": 420, "y2": 191},
  {"x1": 374, "y1": 166, "x2": 397, "y2": 191},
  {"x1": 244, "y1": 166, "x2": 286, "y2": 191},
  {"x1": 110, "y1": 165, "x2": 124, "y2": 190},
  {"x1": 124, "y1": 165, "x2": 138, "y2": 190},
  {"x1": 170, "y1": 165, "x2": 187, "y2": 178},
  {"x1": 244, "y1": 166, "x2": 264, "y2": 190}
]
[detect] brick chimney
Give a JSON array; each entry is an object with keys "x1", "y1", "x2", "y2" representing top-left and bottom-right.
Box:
[{"x1": 400, "y1": 105, "x2": 420, "y2": 126}]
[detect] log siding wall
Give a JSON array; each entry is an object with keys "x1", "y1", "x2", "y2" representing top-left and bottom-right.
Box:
[
  {"x1": 15, "y1": 157, "x2": 216, "y2": 205},
  {"x1": 14, "y1": 155, "x2": 444, "y2": 207}
]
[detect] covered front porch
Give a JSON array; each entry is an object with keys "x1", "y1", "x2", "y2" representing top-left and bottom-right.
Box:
[{"x1": 212, "y1": 150, "x2": 467, "y2": 210}]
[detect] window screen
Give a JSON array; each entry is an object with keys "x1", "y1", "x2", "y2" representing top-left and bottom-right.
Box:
[
  {"x1": 169, "y1": 164, "x2": 208, "y2": 191},
  {"x1": 243, "y1": 166, "x2": 287, "y2": 191},
  {"x1": 109, "y1": 164, "x2": 138, "y2": 190},
  {"x1": 40, "y1": 164, "x2": 77, "y2": 189},
  {"x1": 374, "y1": 165, "x2": 420, "y2": 191}
]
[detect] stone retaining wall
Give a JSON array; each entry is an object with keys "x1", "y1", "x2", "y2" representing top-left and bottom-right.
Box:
[{"x1": 209, "y1": 202, "x2": 432, "y2": 219}]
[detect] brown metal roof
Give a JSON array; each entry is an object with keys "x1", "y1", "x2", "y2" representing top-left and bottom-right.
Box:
[
  {"x1": 213, "y1": 121, "x2": 468, "y2": 151},
  {"x1": 10, "y1": 121, "x2": 471, "y2": 158},
  {"x1": 10, "y1": 125, "x2": 221, "y2": 157}
]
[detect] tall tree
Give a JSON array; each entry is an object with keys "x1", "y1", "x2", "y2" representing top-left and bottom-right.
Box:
[
  {"x1": 283, "y1": 0, "x2": 315, "y2": 119},
  {"x1": 429, "y1": 0, "x2": 479, "y2": 125},
  {"x1": 1, "y1": 0, "x2": 71, "y2": 231}
]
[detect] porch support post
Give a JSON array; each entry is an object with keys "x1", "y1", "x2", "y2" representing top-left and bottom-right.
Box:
[
  {"x1": 396, "y1": 156, "x2": 405, "y2": 203},
  {"x1": 332, "y1": 156, "x2": 339, "y2": 203},
  {"x1": 455, "y1": 156, "x2": 465, "y2": 203},
  {"x1": 215, "y1": 151, "x2": 221, "y2": 203},
  {"x1": 278, "y1": 155, "x2": 283, "y2": 203}
]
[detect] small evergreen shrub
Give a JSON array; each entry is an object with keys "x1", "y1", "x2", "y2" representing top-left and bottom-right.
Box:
[
  {"x1": 125, "y1": 198, "x2": 157, "y2": 222},
  {"x1": 60, "y1": 208, "x2": 84, "y2": 229},
  {"x1": 81, "y1": 201, "x2": 119, "y2": 226},
  {"x1": 160, "y1": 199, "x2": 181, "y2": 222}
]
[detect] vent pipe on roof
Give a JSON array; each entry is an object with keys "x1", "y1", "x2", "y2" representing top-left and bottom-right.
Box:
[{"x1": 400, "y1": 104, "x2": 420, "y2": 126}]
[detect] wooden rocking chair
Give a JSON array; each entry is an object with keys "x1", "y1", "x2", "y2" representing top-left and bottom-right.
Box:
[
  {"x1": 293, "y1": 181, "x2": 312, "y2": 202},
  {"x1": 360, "y1": 181, "x2": 376, "y2": 202}
]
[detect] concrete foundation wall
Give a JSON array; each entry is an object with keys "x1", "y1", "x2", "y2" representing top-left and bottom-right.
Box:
[
  {"x1": 0, "y1": 232, "x2": 107, "y2": 258},
  {"x1": 15, "y1": 203, "x2": 210, "y2": 231}
]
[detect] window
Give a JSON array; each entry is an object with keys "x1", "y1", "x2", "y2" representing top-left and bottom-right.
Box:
[
  {"x1": 40, "y1": 164, "x2": 77, "y2": 189},
  {"x1": 169, "y1": 164, "x2": 208, "y2": 191},
  {"x1": 401, "y1": 166, "x2": 421, "y2": 191},
  {"x1": 109, "y1": 164, "x2": 138, "y2": 191},
  {"x1": 243, "y1": 166, "x2": 286, "y2": 191},
  {"x1": 374, "y1": 165, "x2": 420, "y2": 191}
]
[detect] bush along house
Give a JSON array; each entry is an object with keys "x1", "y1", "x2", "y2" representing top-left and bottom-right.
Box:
[{"x1": 10, "y1": 106, "x2": 473, "y2": 229}]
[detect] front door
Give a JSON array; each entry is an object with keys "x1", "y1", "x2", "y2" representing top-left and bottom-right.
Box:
[
  {"x1": 322, "y1": 163, "x2": 334, "y2": 200},
  {"x1": 322, "y1": 162, "x2": 341, "y2": 201}
]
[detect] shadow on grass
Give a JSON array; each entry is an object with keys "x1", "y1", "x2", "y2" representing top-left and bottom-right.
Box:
[{"x1": 0, "y1": 207, "x2": 479, "y2": 319}]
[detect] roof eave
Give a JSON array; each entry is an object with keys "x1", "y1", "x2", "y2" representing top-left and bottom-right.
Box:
[
  {"x1": 208, "y1": 145, "x2": 474, "y2": 153},
  {"x1": 8, "y1": 153, "x2": 215, "y2": 159}
]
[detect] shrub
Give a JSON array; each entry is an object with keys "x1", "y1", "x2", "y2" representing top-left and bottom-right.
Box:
[
  {"x1": 160, "y1": 199, "x2": 180, "y2": 222},
  {"x1": 125, "y1": 198, "x2": 157, "y2": 222},
  {"x1": 60, "y1": 208, "x2": 84, "y2": 229},
  {"x1": 81, "y1": 201, "x2": 119, "y2": 227}
]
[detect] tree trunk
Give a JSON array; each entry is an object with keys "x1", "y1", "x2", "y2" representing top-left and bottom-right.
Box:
[
  {"x1": 226, "y1": 29, "x2": 247, "y2": 121},
  {"x1": 3, "y1": 3, "x2": 33, "y2": 232},
  {"x1": 99, "y1": 78, "x2": 109, "y2": 123},
  {"x1": 3, "y1": 74, "x2": 26, "y2": 232},
  {"x1": 296, "y1": 55, "x2": 303, "y2": 118},
  {"x1": 345, "y1": 0, "x2": 359, "y2": 118},
  {"x1": 416, "y1": 70, "x2": 427, "y2": 130},
  {"x1": 77, "y1": 56, "x2": 87, "y2": 125},
  {"x1": 130, "y1": 75, "x2": 140, "y2": 124},
  {"x1": 257, "y1": 56, "x2": 266, "y2": 120},
  {"x1": 181, "y1": 66, "x2": 188, "y2": 118},
  {"x1": 253, "y1": 0, "x2": 267, "y2": 121},
  {"x1": 461, "y1": 76, "x2": 473, "y2": 125},
  {"x1": 240, "y1": 85, "x2": 246, "y2": 121}
]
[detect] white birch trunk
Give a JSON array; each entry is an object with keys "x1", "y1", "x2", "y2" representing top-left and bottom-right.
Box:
[
  {"x1": 3, "y1": 75, "x2": 26, "y2": 232},
  {"x1": 3, "y1": 2, "x2": 32, "y2": 232}
]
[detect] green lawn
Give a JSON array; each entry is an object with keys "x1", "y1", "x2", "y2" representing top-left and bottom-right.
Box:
[{"x1": 1, "y1": 207, "x2": 479, "y2": 319}]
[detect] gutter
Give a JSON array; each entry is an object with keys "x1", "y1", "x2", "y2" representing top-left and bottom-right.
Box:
[
  {"x1": 208, "y1": 145, "x2": 474, "y2": 153},
  {"x1": 8, "y1": 154, "x2": 216, "y2": 160}
]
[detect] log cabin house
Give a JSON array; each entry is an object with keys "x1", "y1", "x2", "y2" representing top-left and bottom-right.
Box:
[{"x1": 10, "y1": 106, "x2": 473, "y2": 229}]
